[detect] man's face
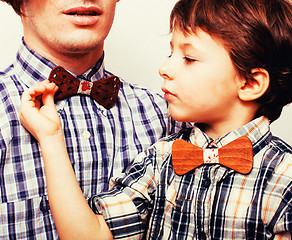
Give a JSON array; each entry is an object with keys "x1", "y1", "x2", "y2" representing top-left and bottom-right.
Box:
[{"x1": 21, "y1": 0, "x2": 118, "y2": 59}]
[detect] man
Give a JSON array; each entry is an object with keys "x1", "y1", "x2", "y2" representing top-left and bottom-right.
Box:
[{"x1": 0, "y1": 0, "x2": 181, "y2": 238}]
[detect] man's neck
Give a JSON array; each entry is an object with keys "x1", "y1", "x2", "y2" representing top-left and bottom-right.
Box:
[
  {"x1": 23, "y1": 37, "x2": 104, "y2": 75},
  {"x1": 47, "y1": 50, "x2": 103, "y2": 75}
]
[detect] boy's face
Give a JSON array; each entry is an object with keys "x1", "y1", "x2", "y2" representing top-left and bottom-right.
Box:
[
  {"x1": 159, "y1": 28, "x2": 245, "y2": 127},
  {"x1": 21, "y1": 0, "x2": 118, "y2": 59}
]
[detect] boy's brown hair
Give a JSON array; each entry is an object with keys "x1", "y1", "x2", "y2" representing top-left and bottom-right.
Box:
[
  {"x1": 171, "y1": 0, "x2": 292, "y2": 122},
  {"x1": 1, "y1": 0, "x2": 23, "y2": 15}
]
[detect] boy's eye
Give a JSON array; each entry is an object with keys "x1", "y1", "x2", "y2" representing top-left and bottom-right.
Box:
[{"x1": 183, "y1": 56, "x2": 196, "y2": 63}]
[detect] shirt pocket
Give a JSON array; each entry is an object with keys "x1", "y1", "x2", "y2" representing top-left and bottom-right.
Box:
[
  {"x1": 165, "y1": 182, "x2": 195, "y2": 214},
  {"x1": 0, "y1": 195, "x2": 57, "y2": 238},
  {"x1": 164, "y1": 183, "x2": 196, "y2": 239}
]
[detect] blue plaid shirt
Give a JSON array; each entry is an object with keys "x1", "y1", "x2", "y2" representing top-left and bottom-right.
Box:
[
  {"x1": 89, "y1": 116, "x2": 292, "y2": 239},
  {"x1": 0, "y1": 39, "x2": 180, "y2": 239}
]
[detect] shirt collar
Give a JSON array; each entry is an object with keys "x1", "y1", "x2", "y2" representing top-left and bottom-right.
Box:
[
  {"x1": 15, "y1": 38, "x2": 106, "y2": 88},
  {"x1": 189, "y1": 116, "x2": 271, "y2": 151}
]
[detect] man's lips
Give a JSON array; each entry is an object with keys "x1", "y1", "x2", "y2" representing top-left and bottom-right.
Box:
[
  {"x1": 66, "y1": 11, "x2": 98, "y2": 16},
  {"x1": 63, "y1": 6, "x2": 102, "y2": 16},
  {"x1": 62, "y1": 6, "x2": 102, "y2": 26}
]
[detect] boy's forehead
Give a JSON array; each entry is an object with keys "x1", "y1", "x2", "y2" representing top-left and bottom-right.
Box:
[
  {"x1": 171, "y1": 28, "x2": 216, "y2": 45},
  {"x1": 172, "y1": 27, "x2": 228, "y2": 52},
  {"x1": 170, "y1": 28, "x2": 231, "y2": 59}
]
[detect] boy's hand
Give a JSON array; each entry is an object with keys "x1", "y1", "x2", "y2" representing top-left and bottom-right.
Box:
[{"x1": 20, "y1": 80, "x2": 61, "y2": 142}]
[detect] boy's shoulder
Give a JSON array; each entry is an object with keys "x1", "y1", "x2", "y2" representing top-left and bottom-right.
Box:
[
  {"x1": 259, "y1": 135, "x2": 292, "y2": 189},
  {"x1": 270, "y1": 136, "x2": 292, "y2": 154},
  {"x1": 265, "y1": 136, "x2": 292, "y2": 169},
  {"x1": 253, "y1": 133, "x2": 292, "y2": 167},
  {"x1": 262, "y1": 136, "x2": 292, "y2": 215},
  {"x1": 269, "y1": 136, "x2": 292, "y2": 173}
]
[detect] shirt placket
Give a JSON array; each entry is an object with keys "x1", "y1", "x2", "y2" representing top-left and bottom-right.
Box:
[{"x1": 195, "y1": 165, "x2": 222, "y2": 240}]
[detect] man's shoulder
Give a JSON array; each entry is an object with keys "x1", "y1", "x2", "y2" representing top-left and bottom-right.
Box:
[
  {"x1": 117, "y1": 77, "x2": 167, "y2": 106},
  {"x1": 0, "y1": 63, "x2": 23, "y2": 115},
  {"x1": 104, "y1": 71, "x2": 163, "y2": 97},
  {"x1": 0, "y1": 64, "x2": 15, "y2": 79},
  {"x1": 121, "y1": 80, "x2": 163, "y2": 96},
  {"x1": 0, "y1": 63, "x2": 20, "y2": 93}
]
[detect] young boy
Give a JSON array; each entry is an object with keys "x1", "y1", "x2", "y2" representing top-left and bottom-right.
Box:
[{"x1": 19, "y1": 0, "x2": 292, "y2": 239}]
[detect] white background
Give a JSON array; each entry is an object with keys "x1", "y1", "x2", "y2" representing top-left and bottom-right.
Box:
[{"x1": 1, "y1": 0, "x2": 291, "y2": 145}]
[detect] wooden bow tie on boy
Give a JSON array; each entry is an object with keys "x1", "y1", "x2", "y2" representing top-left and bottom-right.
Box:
[
  {"x1": 172, "y1": 136, "x2": 253, "y2": 175},
  {"x1": 48, "y1": 66, "x2": 120, "y2": 109}
]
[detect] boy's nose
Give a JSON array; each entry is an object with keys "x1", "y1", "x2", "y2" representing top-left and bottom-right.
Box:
[{"x1": 159, "y1": 61, "x2": 173, "y2": 81}]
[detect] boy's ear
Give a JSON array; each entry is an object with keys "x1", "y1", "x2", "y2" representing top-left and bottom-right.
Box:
[{"x1": 238, "y1": 68, "x2": 270, "y2": 101}]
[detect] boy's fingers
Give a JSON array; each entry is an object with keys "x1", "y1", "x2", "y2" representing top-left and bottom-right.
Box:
[
  {"x1": 20, "y1": 81, "x2": 58, "y2": 124},
  {"x1": 21, "y1": 81, "x2": 57, "y2": 104},
  {"x1": 21, "y1": 81, "x2": 49, "y2": 101},
  {"x1": 42, "y1": 82, "x2": 58, "y2": 106}
]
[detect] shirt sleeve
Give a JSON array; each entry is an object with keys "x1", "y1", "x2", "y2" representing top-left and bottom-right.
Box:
[
  {"x1": 274, "y1": 201, "x2": 292, "y2": 234},
  {"x1": 267, "y1": 182, "x2": 292, "y2": 236},
  {"x1": 87, "y1": 147, "x2": 158, "y2": 239}
]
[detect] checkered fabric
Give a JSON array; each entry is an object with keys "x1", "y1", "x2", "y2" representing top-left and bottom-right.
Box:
[
  {"x1": 89, "y1": 117, "x2": 292, "y2": 239},
  {"x1": 0, "y1": 39, "x2": 180, "y2": 239}
]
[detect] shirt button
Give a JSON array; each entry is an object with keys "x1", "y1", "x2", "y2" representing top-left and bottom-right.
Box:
[
  {"x1": 202, "y1": 178, "x2": 211, "y2": 188},
  {"x1": 40, "y1": 197, "x2": 50, "y2": 214},
  {"x1": 82, "y1": 130, "x2": 91, "y2": 139},
  {"x1": 198, "y1": 232, "x2": 207, "y2": 240}
]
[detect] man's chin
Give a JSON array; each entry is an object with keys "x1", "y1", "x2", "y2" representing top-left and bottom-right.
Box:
[{"x1": 55, "y1": 39, "x2": 103, "y2": 56}]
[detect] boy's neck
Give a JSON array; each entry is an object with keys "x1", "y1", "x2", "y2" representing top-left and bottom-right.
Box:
[
  {"x1": 197, "y1": 102, "x2": 261, "y2": 140},
  {"x1": 198, "y1": 115, "x2": 256, "y2": 140}
]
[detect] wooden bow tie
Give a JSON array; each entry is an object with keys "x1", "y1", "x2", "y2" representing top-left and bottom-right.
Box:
[
  {"x1": 172, "y1": 136, "x2": 253, "y2": 175},
  {"x1": 48, "y1": 66, "x2": 120, "y2": 109}
]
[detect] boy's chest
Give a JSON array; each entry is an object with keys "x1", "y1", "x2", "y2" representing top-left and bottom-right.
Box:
[{"x1": 151, "y1": 164, "x2": 274, "y2": 239}]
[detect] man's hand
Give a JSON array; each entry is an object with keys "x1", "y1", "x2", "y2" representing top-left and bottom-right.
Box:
[{"x1": 19, "y1": 80, "x2": 61, "y2": 142}]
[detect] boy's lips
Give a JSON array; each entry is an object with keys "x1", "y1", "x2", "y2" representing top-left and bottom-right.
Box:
[
  {"x1": 161, "y1": 87, "x2": 177, "y2": 100},
  {"x1": 63, "y1": 6, "x2": 102, "y2": 26}
]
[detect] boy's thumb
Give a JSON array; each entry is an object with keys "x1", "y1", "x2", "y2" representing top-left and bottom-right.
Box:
[{"x1": 42, "y1": 83, "x2": 58, "y2": 106}]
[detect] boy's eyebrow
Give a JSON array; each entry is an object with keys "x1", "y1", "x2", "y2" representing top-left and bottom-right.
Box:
[
  {"x1": 170, "y1": 40, "x2": 197, "y2": 50},
  {"x1": 180, "y1": 42, "x2": 203, "y2": 56},
  {"x1": 170, "y1": 36, "x2": 204, "y2": 56},
  {"x1": 181, "y1": 43, "x2": 195, "y2": 50}
]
